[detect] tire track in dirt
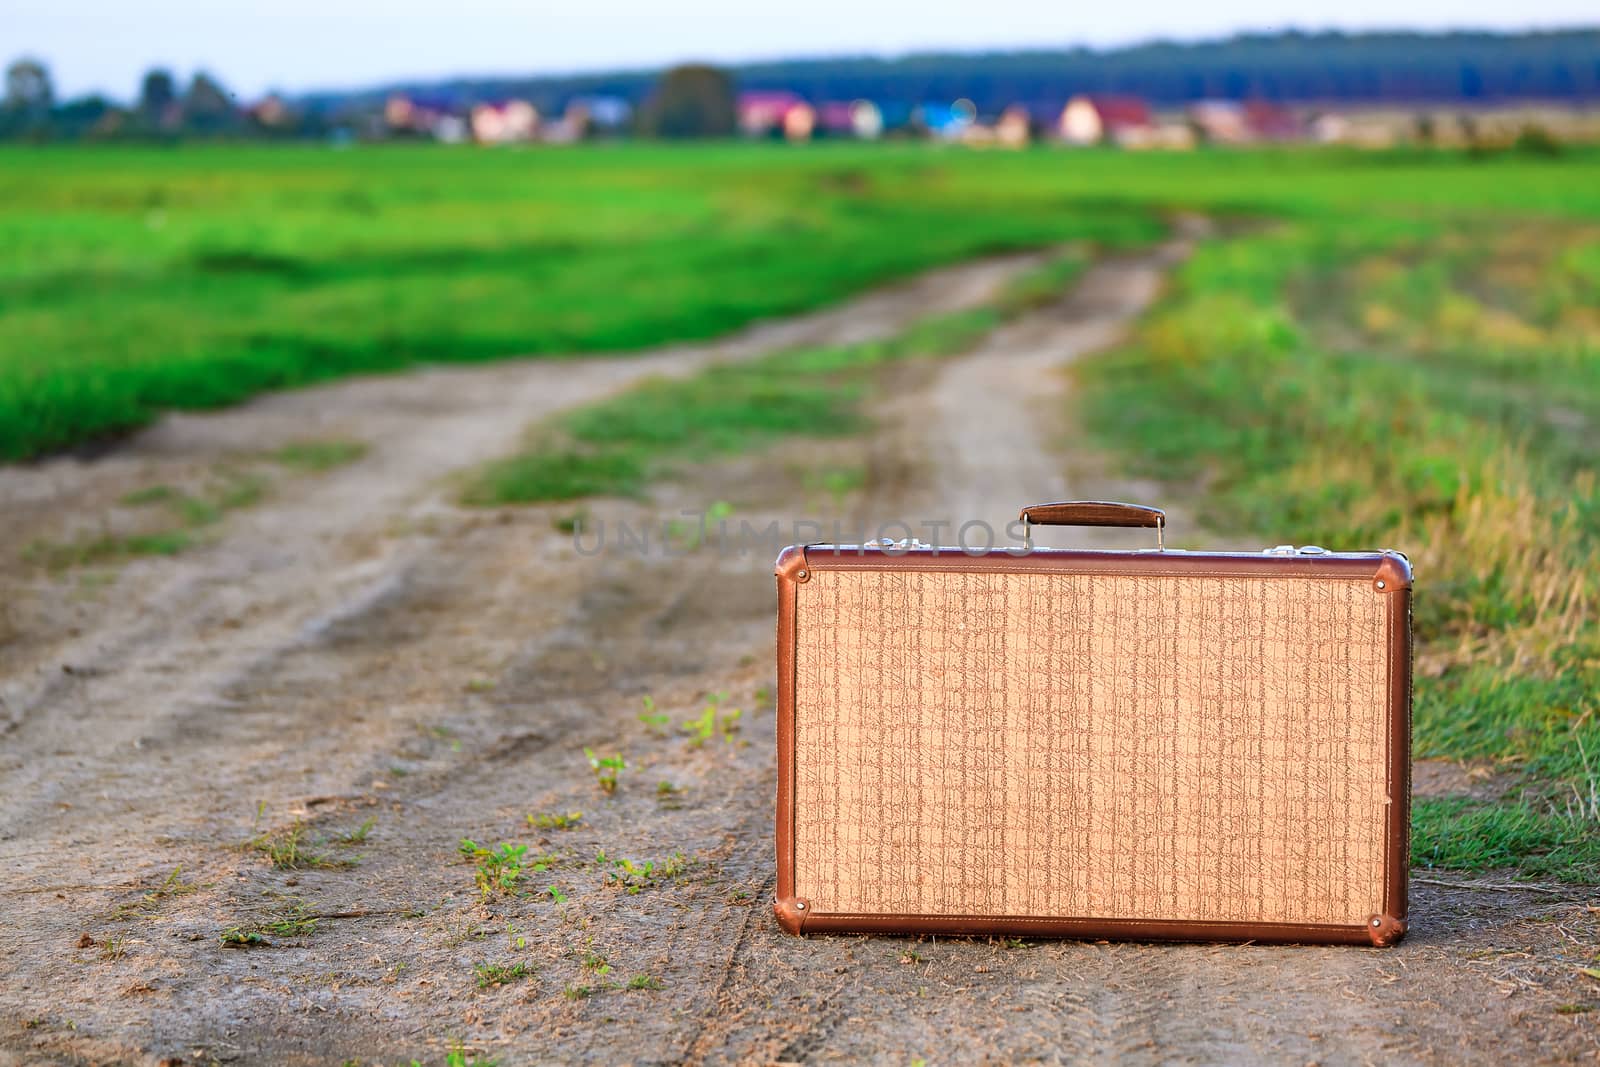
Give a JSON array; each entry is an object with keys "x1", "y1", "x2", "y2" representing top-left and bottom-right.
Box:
[{"x1": 0, "y1": 252, "x2": 1037, "y2": 839}]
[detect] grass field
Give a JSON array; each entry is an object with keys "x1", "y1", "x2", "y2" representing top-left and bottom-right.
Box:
[
  {"x1": 8, "y1": 144, "x2": 1600, "y2": 461},
  {"x1": 461, "y1": 248, "x2": 1089, "y2": 506},
  {"x1": 0, "y1": 145, "x2": 1161, "y2": 460},
  {"x1": 7, "y1": 141, "x2": 1600, "y2": 882}
]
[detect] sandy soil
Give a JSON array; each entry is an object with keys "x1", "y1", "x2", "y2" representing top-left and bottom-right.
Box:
[{"x1": 1, "y1": 241, "x2": 1596, "y2": 1067}]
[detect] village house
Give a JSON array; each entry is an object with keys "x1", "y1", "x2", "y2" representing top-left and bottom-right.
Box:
[
  {"x1": 470, "y1": 99, "x2": 538, "y2": 144},
  {"x1": 1145, "y1": 122, "x2": 1198, "y2": 149},
  {"x1": 565, "y1": 95, "x2": 632, "y2": 134},
  {"x1": 384, "y1": 93, "x2": 469, "y2": 142},
  {"x1": 811, "y1": 99, "x2": 885, "y2": 139},
  {"x1": 538, "y1": 97, "x2": 630, "y2": 143},
  {"x1": 1058, "y1": 94, "x2": 1154, "y2": 146},
  {"x1": 848, "y1": 99, "x2": 884, "y2": 139},
  {"x1": 1244, "y1": 100, "x2": 1301, "y2": 140},
  {"x1": 995, "y1": 104, "x2": 1033, "y2": 148},
  {"x1": 1186, "y1": 99, "x2": 1251, "y2": 144},
  {"x1": 738, "y1": 91, "x2": 814, "y2": 141},
  {"x1": 815, "y1": 101, "x2": 853, "y2": 137},
  {"x1": 917, "y1": 98, "x2": 978, "y2": 140},
  {"x1": 1188, "y1": 99, "x2": 1302, "y2": 144},
  {"x1": 249, "y1": 94, "x2": 291, "y2": 130},
  {"x1": 384, "y1": 93, "x2": 431, "y2": 133}
]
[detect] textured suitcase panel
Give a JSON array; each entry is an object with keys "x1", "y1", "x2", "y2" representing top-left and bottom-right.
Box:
[{"x1": 777, "y1": 549, "x2": 1411, "y2": 943}]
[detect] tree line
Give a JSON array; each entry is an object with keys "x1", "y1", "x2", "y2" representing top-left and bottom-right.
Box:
[
  {"x1": 1, "y1": 62, "x2": 315, "y2": 141},
  {"x1": 327, "y1": 29, "x2": 1600, "y2": 115},
  {"x1": 5, "y1": 28, "x2": 1598, "y2": 143}
]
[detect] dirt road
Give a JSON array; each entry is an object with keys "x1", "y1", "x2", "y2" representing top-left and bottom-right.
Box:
[{"x1": 2, "y1": 240, "x2": 1596, "y2": 1067}]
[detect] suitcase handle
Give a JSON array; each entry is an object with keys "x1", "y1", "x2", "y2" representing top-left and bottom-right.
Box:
[{"x1": 1018, "y1": 501, "x2": 1165, "y2": 550}]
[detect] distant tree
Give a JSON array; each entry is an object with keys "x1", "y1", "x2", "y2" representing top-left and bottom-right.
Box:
[
  {"x1": 5, "y1": 57, "x2": 53, "y2": 114},
  {"x1": 1, "y1": 57, "x2": 54, "y2": 139},
  {"x1": 139, "y1": 68, "x2": 176, "y2": 127},
  {"x1": 182, "y1": 71, "x2": 236, "y2": 134},
  {"x1": 638, "y1": 64, "x2": 736, "y2": 139}
]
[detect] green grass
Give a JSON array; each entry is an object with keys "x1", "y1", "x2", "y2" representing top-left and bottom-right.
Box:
[
  {"x1": 461, "y1": 241, "x2": 1091, "y2": 506},
  {"x1": 269, "y1": 438, "x2": 368, "y2": 471},
  {"x1": 22, "y1": 529, "x2": 193, "y2": 570},
  {"x1": 248, "y1": 819, "x2": 356, "y2": 870},
  {"x1": 1413, "y1": 796, "x2": 1597, "y2": 881},
  {"x1": 473, "y1": 960, "x2": 531, "y2": 988},
  {"x1": 459, "y1": 318, "x2": 950, "y2": 505},
  {"x1": 1074, "y1": 177, "x2": 1600, "y2": 881},
  {"x1": 0, "y1": 144, "x2": 1164, "y2": 460},
  {"x1": 23, "y1": 468, "x2": 268, "y2": 570},
  {"x1": 527, "y1": 810, "x2": 582, "y2": 831},
  {"x1": 8, "y1": 146, "x2": 1596, "y2": 465}
]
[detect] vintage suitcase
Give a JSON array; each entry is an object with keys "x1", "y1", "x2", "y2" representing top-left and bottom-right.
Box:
[{"x1": 774, "y1": 501, "x2": 1411, "y2": 946}]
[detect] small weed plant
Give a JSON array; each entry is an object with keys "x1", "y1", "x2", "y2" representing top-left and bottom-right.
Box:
[
  {"x1": 474, "y1": 960, "x2": 531, "y2": 988},
  {"x1": 595, "y1": 849, "x2": 690, "y2": 894},
  {"x1": 248, "y1": 819, "x2": 352, "y2": 870},
  {"x1": 681, "y1": 692, "x2": 742, "y2": 748},
  {"x1": 338, "y1": 817, "x2": 377, "y2": 844},
  {"x1": 458, "y1": 839, "x2": 553, "y2": 898},
  {"x1": 110, "y1": 866, "x2": 200, "y2": 921},
  {"x1": 636, "y1": 695, "x2": 670, "y2": 736},
  {"x1": 584, "y1": 748, "x2": 626, "y2": 794}
]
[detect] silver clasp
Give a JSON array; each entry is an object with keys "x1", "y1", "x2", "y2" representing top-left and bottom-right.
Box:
[{"x1": 874, "y1": 537, "x2": 930, "y2": 551}]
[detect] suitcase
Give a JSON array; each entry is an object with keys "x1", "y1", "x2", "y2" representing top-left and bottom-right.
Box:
[{"x1": 774, "y1": 501, "x2": 1411, "y2": 946}]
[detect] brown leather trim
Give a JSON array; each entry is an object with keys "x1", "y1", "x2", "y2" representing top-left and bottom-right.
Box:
[
  {"x1": 773, "y1": 897, "x2": 810, "y2": 935},
  {"x1": 793, "y1": 913, "x2": 1390, "y2": 946},
  {"x1": 773, "y1": 544, "x2": 1413, "y2": 947},
  {"x1": 1383, "y1": 581, "x2": 1413, "y2": 927},
  {"x1": 1018, "y1": 500, "x2": 1165, "y2": 529},
  {"x1": 775, "y1": 555, "x2": 800, "y2": 905}
]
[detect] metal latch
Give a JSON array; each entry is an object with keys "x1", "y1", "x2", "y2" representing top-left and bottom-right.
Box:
[
  {"x1": 1265, "y1": 544, "x2": 1331, "y2": 555},
  {"x1": 874, "y1": 537, "x2": 931, "y2": 551}
]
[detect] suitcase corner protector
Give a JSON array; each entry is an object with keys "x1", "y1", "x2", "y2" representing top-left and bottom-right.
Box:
[
  {"x1": 1373, "y1": 553, "x2": 1412, "y2": 593},
  {"x1": 773, "y1": 896, "x2": 811, "y2": 934},
  {"x1": 1366, "y1": 913, "x2": 1407, "y2": 946},
  {"x1": 775, "y1": 545, "x2": 811, "y2": 583}
]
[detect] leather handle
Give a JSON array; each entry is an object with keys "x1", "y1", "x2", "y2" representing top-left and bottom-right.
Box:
[{"x1": 1018, "y1": 501, "x2": 1166, "y2": 530}]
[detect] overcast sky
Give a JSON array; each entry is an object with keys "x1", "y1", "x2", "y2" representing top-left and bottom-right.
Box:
[{"x1": 10, "y1": 0, "x2": 1598, "y2": 101}]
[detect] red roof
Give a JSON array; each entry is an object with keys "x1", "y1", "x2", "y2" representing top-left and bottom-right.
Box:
[
  {"x1": 816, "y1": 102, "x2": 855, "y2": 131},
  {"x1": 1244, "y1": 99, "x2": 1300, "y2": 139},
  {"x1": 1079, "y1": 94, "x2": 1153, "y2": 130}
]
